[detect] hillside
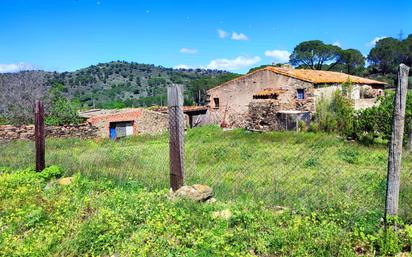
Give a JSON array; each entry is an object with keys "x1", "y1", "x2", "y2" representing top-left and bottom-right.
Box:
[
  {"x1": 0, "y1": 61, "x2": 239, "y2": 123},
  {"x1": 52, "y1": 61, "x2": 235, "y2": 107}
]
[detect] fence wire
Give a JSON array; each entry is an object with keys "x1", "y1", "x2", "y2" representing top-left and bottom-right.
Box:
[
  {"x1": 1, "y1": 116, "x2": 411, "y2": 232},
  {"x1": 175, "y1": 125, "x2": 411, "y2": 229}
]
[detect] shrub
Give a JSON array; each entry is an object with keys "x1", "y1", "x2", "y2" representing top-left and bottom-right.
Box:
[
  {"x1": 353, "y1": 90, "x2": 412, "y2": 145},
  {"x1": 38, "y1": 165, "x2": 63, "y2": 180},
  {"x1": 45, "y1": 83, "x2": 83, "y2": 126},
  {"x1": 313, "y1": 90, "x2": 354, "y2": 137}
]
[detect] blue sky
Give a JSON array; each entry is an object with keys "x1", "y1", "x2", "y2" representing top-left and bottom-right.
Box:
[{"x1": 0, "y1": 0, "x2": 411, "y2": 74}]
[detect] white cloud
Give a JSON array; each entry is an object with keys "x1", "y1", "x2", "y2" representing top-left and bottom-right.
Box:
[
  {"x1": 179, "y1": 48, "x2": 198, "y2": 54},
  {"x1": 366, "y1": 36, "x2": 387, "y2": 47},
  {"x1": 207, "y1": 56, "x2": 261, "y2": 71},
  {"x1": 174, "y1": 64, "x2": 190, "y2": 69},
  {"x1": 231, "y1": 32, "x2": 249, "y2": 41},
  {"x1": 217, "y1": 29, "x2": 228, "y2": 39},
  {"x1": 332, "y1": 41, "x2": 341, "y2": 47},
  {"x1": 264, "y1": 50, "x2": 290, "y2": 63},
  {"x1": 0, "y1": 63, "x2": 36, "y2": 73}
]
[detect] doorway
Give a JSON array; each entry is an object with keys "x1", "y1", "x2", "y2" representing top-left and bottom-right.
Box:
[{"x1": 109, "y1": 121, "x2": 134, "y2": 139}]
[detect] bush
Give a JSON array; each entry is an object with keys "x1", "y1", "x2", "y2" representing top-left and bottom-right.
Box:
[
  {"x1": 38, "y1": 165, "x2": 63, "y2": 180},
  {"x1": 45, "y1": 83, "x2": 83, "y2": 126},
  {"x1": 313, "y1": 90, "x2": 354, "y2": 137},
  {"x1": 313, "y1": 89, "x2": 412, "y2": 146},
  {"x1": 353, "y1": 90, "x2": 412, "y2": 145}
]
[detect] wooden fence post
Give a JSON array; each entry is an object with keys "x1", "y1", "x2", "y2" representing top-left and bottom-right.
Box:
[
  {"x1": 408, "y1": 123, "x2": 412, "y2": 152},
  {"x1": 34, "y1": 100, "x2": 45, "y2": 172},
  {"x1": 168, "y1": 85, "x2": 185, "y2": 191},
  {"x1": 384, "y1": 64, "x2": 410, "y2": 221}
]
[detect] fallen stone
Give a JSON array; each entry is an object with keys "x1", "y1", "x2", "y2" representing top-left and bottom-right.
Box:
[
  {"x1": 171, "y1": 184, "x2": 213, "y2": 202},
  {"x1": 396, "y1": 253, "x2": 410, "y2": 257},
  {"x1": 270, "y1": 205, "x2": 288, "y2": 215},
  {"x1": 212, "y1": 209, "x2": 232, "y2": 220},
  {"x1": 206, "y1": 197, "x2": 217, "y2": 204},
  {"x1": 58, "y1": 177, "x2": 73, "y2": 186}
]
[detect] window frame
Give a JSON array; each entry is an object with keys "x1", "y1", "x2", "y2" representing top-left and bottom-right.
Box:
[
  {"x1": 297, "y1": 89, "x2": 305, "y2": 100},
  {"x1": 213, "y1": 97, "x2": 220, "y2": 109}
]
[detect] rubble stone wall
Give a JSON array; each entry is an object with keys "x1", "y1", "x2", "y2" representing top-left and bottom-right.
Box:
[
  {"x1": 246, "y1": 101, "x2": 311, "y2": 131},
  {"x1": 135, "y1": 109, "x2": 169, "y2": 134},
  {"x1": 0, "y1": 123, "x2": 98, "y2": 142}
]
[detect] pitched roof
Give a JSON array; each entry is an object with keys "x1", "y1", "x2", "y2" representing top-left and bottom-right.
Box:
[
  {"x1": 150, "y1": 106, "x2": 208, "y2": 114},
  {"x1": 264, "y1": 66, "x2": 386, "y2": 85},
  {"x1": 207, "y1": 67, "x2": 386, "y2": 92}
]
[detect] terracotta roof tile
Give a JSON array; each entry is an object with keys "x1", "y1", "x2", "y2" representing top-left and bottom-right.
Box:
[
  {"x1": 254, "y1": 88, "x2": 287, "y2": 97},
  {"x1": 151, "y1": 106, "x2": 208, "y2": 113},
  {"x1": 264, "y1": 67, "x2": 387, "y2": 85},
  {"x1": 207, "y1": 67, "x2": 386, "y2": 92}
]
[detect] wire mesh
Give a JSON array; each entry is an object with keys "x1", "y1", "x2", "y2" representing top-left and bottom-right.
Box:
[{"x1": 181, "y1": 125, "x2": 412, "y2": 229}]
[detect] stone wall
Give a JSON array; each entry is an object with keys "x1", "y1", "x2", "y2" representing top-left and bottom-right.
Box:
[
  {"x1": 135, "y1": 109, "x2": 169, "y2": 134},
  {"x1": 0, "y1": 123, "x2": 98, "y2": 142},
  {"x1": 207, "y1": 69, "x2": 315, "y2": 127},
  {"x1": 246, "y1": 101, "x2": 311, "y2": 131},
  {"x1": 353, "y1": 98, "x2": 379, "y2": 110}
]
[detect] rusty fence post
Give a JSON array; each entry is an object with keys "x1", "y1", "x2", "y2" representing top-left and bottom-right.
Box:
[
  {"x1": 34, "y1": 100, "x2": 45, "y2": 172},
  {"x1": 384, "y1": 64, "x2": 410, "y2": 225},
  {"x1": 168, "y1": 84, "x2": 185, "y2": 191}
]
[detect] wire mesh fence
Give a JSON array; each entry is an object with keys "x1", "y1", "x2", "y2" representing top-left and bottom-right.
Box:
[
  {"x1": 1, "y1": 115, "x2": 411, "y2": 229},
  {"x1": 183, "y1": 127, "x2": 391, "y2": 227},
  {"x1": 1, "y1": 77, "x2": 412, "y2": 242}
]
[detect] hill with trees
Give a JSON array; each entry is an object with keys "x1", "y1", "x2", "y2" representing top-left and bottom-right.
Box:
[{"x1": 0, "y1": 61, "x2": 240, "y2": 124}]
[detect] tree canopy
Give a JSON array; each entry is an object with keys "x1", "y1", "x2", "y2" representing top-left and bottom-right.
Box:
[
  {"x1": 367, "y1": 37, "x2": 405, "y2": 76},
  {"x1": 337, "y1": 49, "x2": 365, "y2": 75},
  {"x1": 289, "y1": 40, "x2": 341, "y2": 70}
]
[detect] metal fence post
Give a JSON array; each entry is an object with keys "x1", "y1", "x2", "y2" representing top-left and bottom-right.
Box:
[
  {"x1": 384, "y1": 64, "x2": 410, "y2": 222},
  {"x1": 34, "y1": 100, "x2": 45, "y2": 172},
  {"x1": 168, "y1": 85, "x2": 185, "y2": 191}
]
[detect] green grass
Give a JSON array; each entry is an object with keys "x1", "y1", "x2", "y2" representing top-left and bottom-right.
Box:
[{"x1": 1, "y1": 125, "x2": 412, "y2": 255}]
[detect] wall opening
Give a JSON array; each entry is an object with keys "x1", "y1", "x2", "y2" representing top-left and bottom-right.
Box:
[
  {"x1": 297, "y1": 89, "x2": 305, "y2": 100},
  {"x1": 109, "y1": 121, "x2": 134, "y2": 140},
  {"x1": 213, "y1": 98, "x2": 220, "y2": 109}
]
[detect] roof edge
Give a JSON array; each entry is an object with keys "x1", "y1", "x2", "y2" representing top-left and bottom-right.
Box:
[{"x1": 206, "y1": 66, "x2": 387, "y2": 93}]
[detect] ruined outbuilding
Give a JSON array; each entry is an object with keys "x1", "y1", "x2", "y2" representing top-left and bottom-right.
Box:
[{"x1": 80, "y1": 108, "x2": 168, "y2": 139}]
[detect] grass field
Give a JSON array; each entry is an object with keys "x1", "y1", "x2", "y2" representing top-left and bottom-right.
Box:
[{"x1": 1, "y1": 125, "x2": 412, "y2": 256}]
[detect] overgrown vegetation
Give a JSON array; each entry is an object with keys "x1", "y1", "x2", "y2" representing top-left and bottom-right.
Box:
[
  {"x1": 45, "y1": 83, "x2": 83, "y2": 126},
  {"x1": 311, "y1": 90, "x2": 354, "y2": 136},
  {"x1": 354, "y1": 91, "x2": 412, "y2": 145},
  {"x1": 310, "y1": 87, "x2": 412, "y2": 146},
  {"x1": 1, "y1": 126, "x2": 412, "y2": 255},
  {"x1": 0, "y1": 167, "x2": 396, "y2": 256}
]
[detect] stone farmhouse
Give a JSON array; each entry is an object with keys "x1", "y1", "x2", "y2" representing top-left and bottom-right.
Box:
[{"x1": 206, "y1": 66, "x2": 386, "y2": 130}]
